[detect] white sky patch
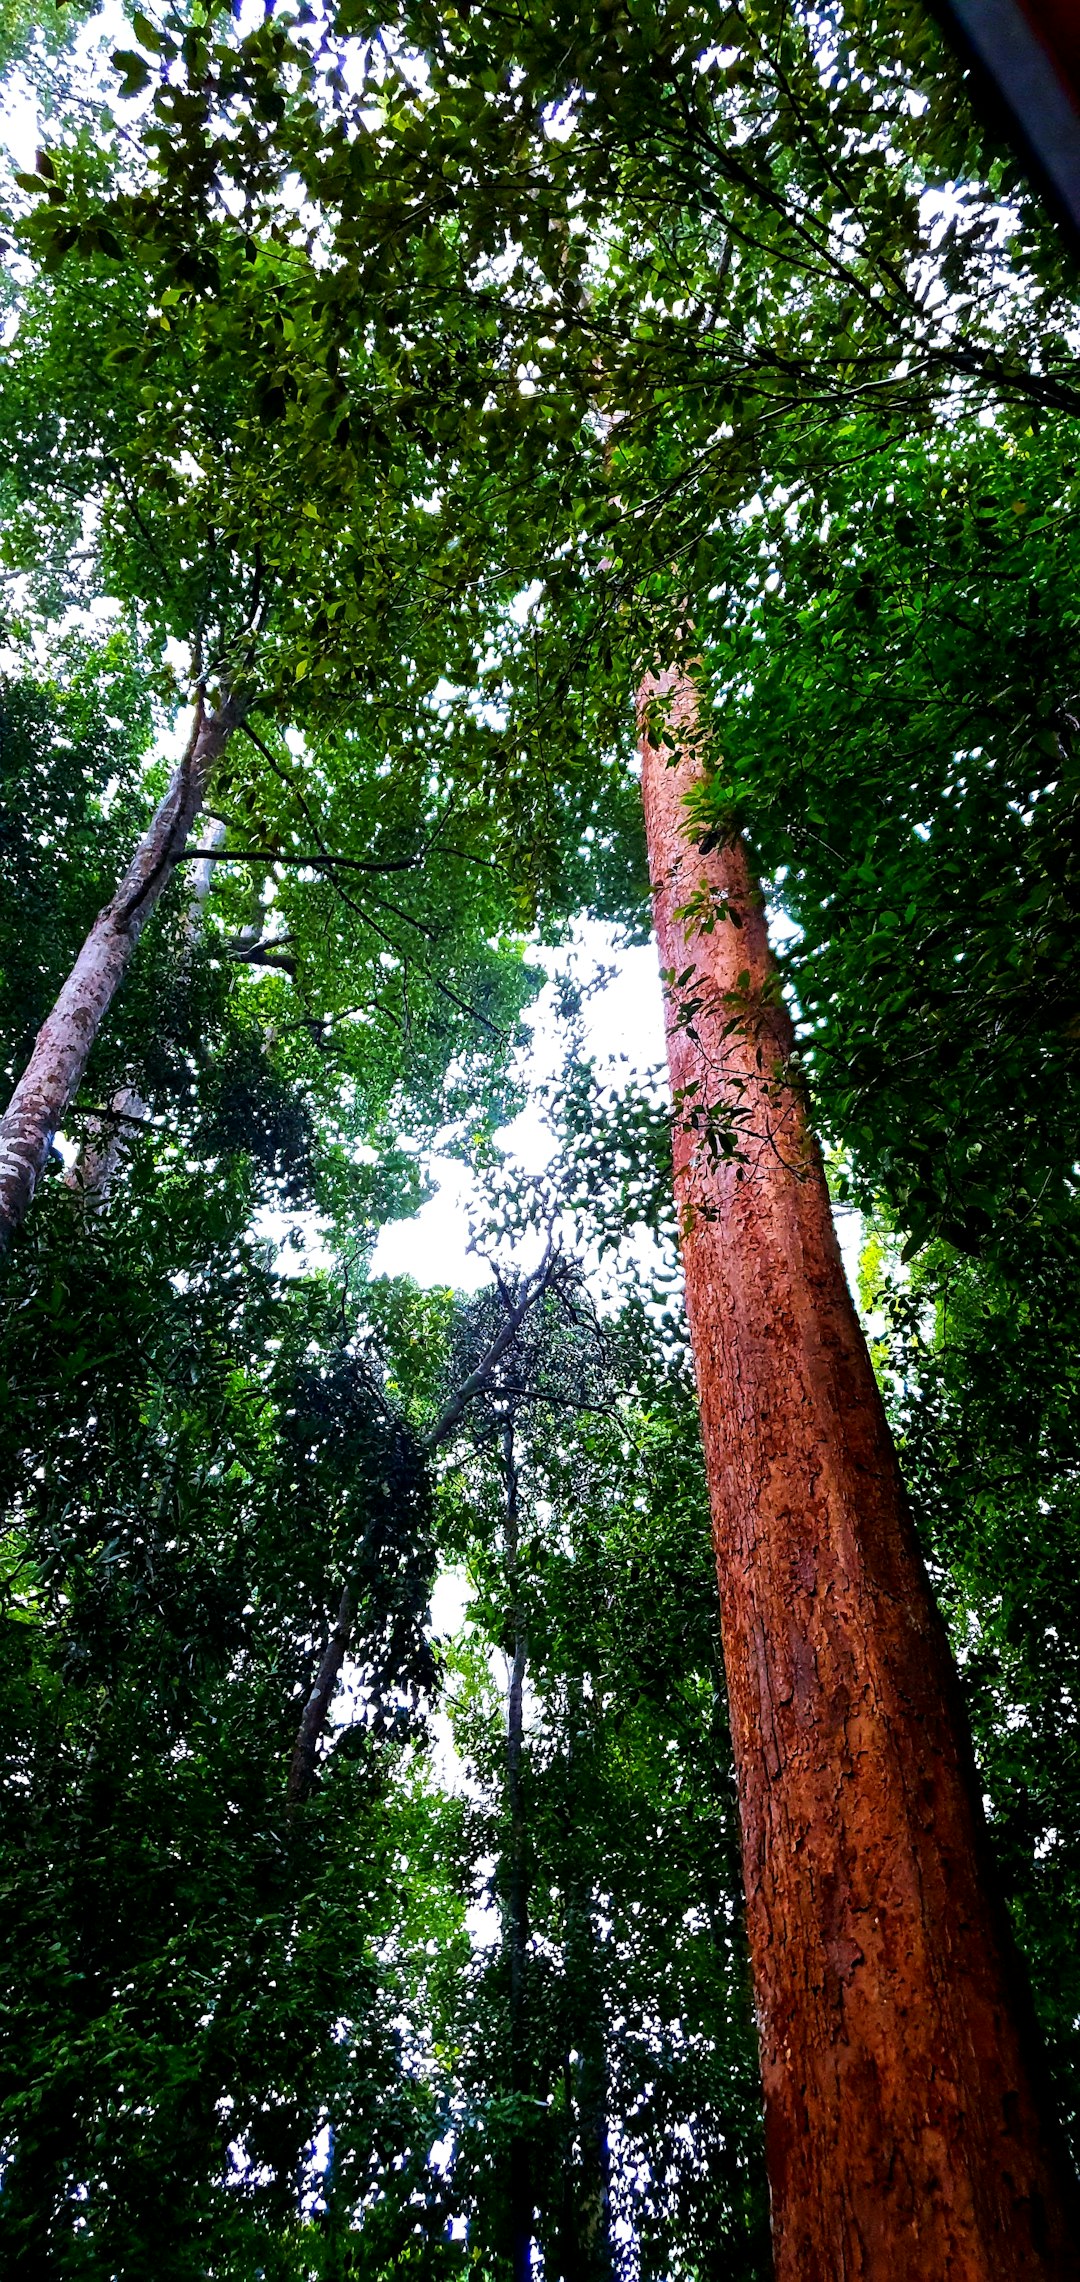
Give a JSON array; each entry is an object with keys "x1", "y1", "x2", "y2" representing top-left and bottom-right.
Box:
[
  {"x1": 425, "y1": 1570, "x2": 478, "y2": 1800},
  {"x1": 372, "y1": 1154, "x2": 491, "y2": 1291},
  {"x1": 0, "y1": 71, "x2": 38, "y2": 170},
  {"x1": 371, "y1": 922, "x2": 666, "y2": 1289},
  {"x1": 428, "y1": 1566, "x2": 473, "y2": 1638},
  {"x1": 509, "y1": 578, "x2": 544, "y2": 624}
]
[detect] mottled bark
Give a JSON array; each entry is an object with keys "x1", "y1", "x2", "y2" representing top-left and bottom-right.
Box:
[
  {"x1": 0, "y1": 695, "x2": 239, "y2": 1254},
  {"x1": 564, "y1": 1941, "x2": 613, "y2": 2274},
  {"x1": 64, "y1": 820, "x2": 231, "y2": 1206},
  {"x1": 639, "y1": 663, "x2": 1077, "y2": 2280}
]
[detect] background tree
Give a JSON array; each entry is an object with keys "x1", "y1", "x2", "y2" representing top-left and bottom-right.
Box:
[
  {"x1": 390, "y1": 1259, "x2": 770, "y2": 2281},
  {"x1": 7, "y1": 0, "x2": 1080, "y2": 2272}
]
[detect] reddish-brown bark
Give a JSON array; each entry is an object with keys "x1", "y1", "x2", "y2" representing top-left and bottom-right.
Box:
[
  {"x1": 0, "y1": 692, "x2": 238, "y2": 1256},
  {"x1": 639, "y1": 663, "x2": 1078, "y2": 2279}
]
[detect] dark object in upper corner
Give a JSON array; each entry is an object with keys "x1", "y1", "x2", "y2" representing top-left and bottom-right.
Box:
[{"x1": 930, "y1": 0, "x2": 1080, "y2": 250}]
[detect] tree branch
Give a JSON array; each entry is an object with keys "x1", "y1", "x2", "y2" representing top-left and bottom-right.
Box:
[
  {"x1": 288, "y1": 1583, "x2": 354, "y2": 1808},
  {"x1": 424, "y1": 1243, "x2": 561, "y2": 1451},
  {"x1": 181, "y1": 846, "x2": 427, "y2": 876}
]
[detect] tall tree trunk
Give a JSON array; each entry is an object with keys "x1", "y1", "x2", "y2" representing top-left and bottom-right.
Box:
[
  {"x1": 567, "y1": 1917, "x2": 613, "y2": 2282},
  {"x1": 638, "y1": 663, "x2": 1078, "y2": 2280},
  {"x1": 0, "y1": 692, "x2": 239, "y2": 1256},
  {"x1": 562, "y1": 1677, "x2": 614, "y2": 2282},
  {"x1": 503, "y1": 1416, "x2": 532, "y2": 2282},
  {"x1": 64, "y1": 815, "x2": 230, "y2": 1207}
]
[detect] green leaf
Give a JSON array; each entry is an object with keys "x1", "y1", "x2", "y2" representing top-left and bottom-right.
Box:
[{"x1": 111, "y1": 48, "x2": 151, "y2": 96}]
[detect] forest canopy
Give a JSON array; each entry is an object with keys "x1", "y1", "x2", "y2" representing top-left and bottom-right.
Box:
[{"x1": 1, "y1": 1, "x2": 1080, "y2": 2275}]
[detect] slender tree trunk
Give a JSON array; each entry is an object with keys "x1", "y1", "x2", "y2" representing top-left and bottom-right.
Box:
[
  {"x1": 563, "y1": 1678, "x2": 614, "y2": 2282},
  {"x1": 64, "y1": 816, "x2": 231, "y2": 1207},
  {"x1": 288, "y1": 1583, "x2": 354, "y2": 1808},
  {"x1": 561, "y1": 2051, "x2": 580, "y2": 2282},
  {"x1": 183, "y1": 813, "x2": 229, "y2": 935},
  {"x1": 0, "y1": 692, "x2": 239, "y2": 1256},
  {"x1": 639, "y1": 663, "x2": 1078, "y2": 2280},
  {"x1": 568, "y1": 1923, "x2": 613, "y2": 2281},
  {"x1": 64, "y1": 1081, "x2": 150, "y2": 1205},
  {"x1": 503, "y1": 1416, "x2": 533, "y2": 2282}
]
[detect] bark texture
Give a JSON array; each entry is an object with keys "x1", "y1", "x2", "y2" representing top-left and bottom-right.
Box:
[
  {"x1": 64, "y1": 818, "x2": 232, "y2": 1208},
  {"x1": 639, "y1": 663, "x2": 1078, "y2": 2280},
  {"x1": 0, "y1": 695, "x2": 238, "y2": 1255}
]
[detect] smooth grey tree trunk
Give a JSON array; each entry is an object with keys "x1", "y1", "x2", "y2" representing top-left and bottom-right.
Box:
[{"x1": 0, "y1": 693, "x2": 238, "y2": 1257}]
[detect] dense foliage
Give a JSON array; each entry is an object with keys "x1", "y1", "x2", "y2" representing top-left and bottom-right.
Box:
[{"x1": 2, "y1": 0, "x2": 1080, "y2": 2271}]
